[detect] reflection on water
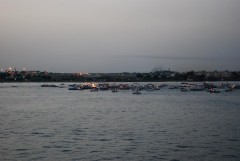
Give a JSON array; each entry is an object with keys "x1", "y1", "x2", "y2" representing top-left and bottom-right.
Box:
[{"x1": 0, "y1": 83, "x2": 240, "y2": 160}]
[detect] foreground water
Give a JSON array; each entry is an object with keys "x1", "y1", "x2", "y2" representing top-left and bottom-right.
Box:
[{"x1": 0, "y1": 83, "x2": 240, "y2": 161}]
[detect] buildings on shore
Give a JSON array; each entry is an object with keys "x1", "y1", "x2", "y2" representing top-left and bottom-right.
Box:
[{"x1": 1, "y1": 69, "x2": 240, "y2": 82}]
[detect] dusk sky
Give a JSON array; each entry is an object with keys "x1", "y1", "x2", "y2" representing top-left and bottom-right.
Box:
[{"x1": 1, "y1": 0, "x2": 240, "y2": 73}]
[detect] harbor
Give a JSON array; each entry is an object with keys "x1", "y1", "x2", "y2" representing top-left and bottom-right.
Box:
[{"x1": 39, "y1": 81, "x2": 240, "y2": 94}]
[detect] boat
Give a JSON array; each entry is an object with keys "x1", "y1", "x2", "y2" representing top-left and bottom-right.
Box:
[
  {"x1": 58, "y1": 83, "x2": 67, "y2": 88},
  {"x1": 132, "y1": 88, "x2": 141, "y2": 95},
  {"x1": 204, "y1": 82, "x2": 217, "y2": 89},
  {"x1": 119, "y1": 84, "x2": 130, "y2": 90},
  {"x1": 90, "y1": 88, "x2": 98, "y2": 92},
  {"x1": 144, "y1": 84, "x2": 159, "y2": 91},
  {"x1": 98, "y1": 83, "x2": 110, "y2": 90},
  {"x1": 218, "y1": 83, "x2": 230, "y2": 89},
  {"x1": 68, "y1": 84, "x2": 81, "y2": 90},
  {"x1": 225, "y1": 86, "x2": 234, "y2": 92},
  {"x1": 190, "y1": 85, "x2": 205, "y2": 91},
  {"x1": 208, "y1": 88, "x2": 220, "y2": 93},
  {"x1": 180, "y1": 86, "x2": 190, "y2": 92},
  {"x1": 81, "y1": 83, "x2": 93, "y2": 90},
  {"x1": 168, "y1": 85, "x2": 178, "y2": 89},
  {"x1": 41, "y1": 84, "x2": 58, "y2": 87},
  {"x1": 181, "y1": 81, "x2": 188, "y2": 84},
  {"x1": 112, "y1": 88, "x2": 118, "y2": 92}
]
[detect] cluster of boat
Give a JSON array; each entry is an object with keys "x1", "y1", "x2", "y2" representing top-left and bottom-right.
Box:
[
  {"x1": 177, "y1": 82, "x2": 238, "y2": 93},
  {"x1": 68, "y1": 83, "x2": 142, "y2": 94},
  {"x1": 40, "y1": 82, "x2": 240, "y2": 94}
]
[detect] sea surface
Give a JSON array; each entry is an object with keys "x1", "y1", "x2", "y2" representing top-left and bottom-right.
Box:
[{"x1": 0, "y1": 82, "x2": 240, "y2": 161}]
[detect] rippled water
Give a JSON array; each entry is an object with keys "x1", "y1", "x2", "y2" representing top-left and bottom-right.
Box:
[{"x1": 1, "y1": 83, "x2": 240, "y2": 161}]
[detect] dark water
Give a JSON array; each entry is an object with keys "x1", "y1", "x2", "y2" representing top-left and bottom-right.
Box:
[{"x1": 0, "y1": 83, "x2": 240, "y2": 161}]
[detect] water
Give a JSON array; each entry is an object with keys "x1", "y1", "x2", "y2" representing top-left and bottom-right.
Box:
[{"x1": 1, "y1": 83, "x2": 240, "y2": 161}]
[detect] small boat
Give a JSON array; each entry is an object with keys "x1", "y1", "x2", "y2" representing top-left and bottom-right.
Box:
[
  {"x1": 133, "y1": 88, "x2": 141, "y2": 95},
  {"x1": 90, "y1": 88, "x2": 99, "y2": 92},
  {"x1": 112, "y1": 88, "x2": 118, "y2": 92},
  {"x1": 181, "y1": 81, "x2": 189, "y2": 84},
  {"x1": 225, "y1": 87, "x2": 234, "y2": 92},
  {"x1": 119, "y1": 84, "x2": 130, "y2": 90},
  {"x1": 208, "y1": 88, "x2": 220, "y2": 93},
  {"x1": 168, "y1": 85, "x2": 178, "y2": 89},
  {"x1": 68, "y1": 84, "x2": 81, "y2": 90},
  {"x1": 41, "y1": 84, "x2": 58, "y2": 87},
  {"x1": 204, "y1": 82, "x2": 217, "y2": 89},
  {"x1": 58, "y1": 83, "x2": 66, "y2": 88},
  {"x1": 180, "y1": 86, "x2": 190, "y2": 92},
  {"x1": 98, "y1": 83, "x2": 109, "y2": 90},
  {"x1": 190, "y1": 85, "x2": 205, "y2": 91}
]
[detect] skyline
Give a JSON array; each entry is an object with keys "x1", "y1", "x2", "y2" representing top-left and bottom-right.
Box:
[{"x1": 1, "y1": 0, "x2": 240, "y2": 73}]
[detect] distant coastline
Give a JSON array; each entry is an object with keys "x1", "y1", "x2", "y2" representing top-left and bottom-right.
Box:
[{"x1": 1, "y1": 70, "x2": 240, "y2": 82}]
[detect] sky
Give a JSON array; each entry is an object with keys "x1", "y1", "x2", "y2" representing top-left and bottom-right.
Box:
[{"x1": 1, "y1": 0, "x2": 240, "y2": 73}]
